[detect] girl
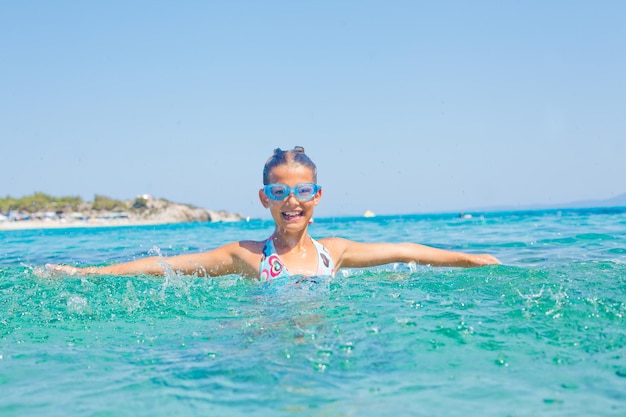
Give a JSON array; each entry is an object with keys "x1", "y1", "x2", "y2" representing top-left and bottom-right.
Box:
[{"x1": 47, "y1": 146, "x2": 500, "y2": 279}]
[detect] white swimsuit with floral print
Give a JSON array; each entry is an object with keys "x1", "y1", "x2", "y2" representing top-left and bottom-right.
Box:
[{"x1": 259, "y1": 236, "x2": 335, "y2": 281}]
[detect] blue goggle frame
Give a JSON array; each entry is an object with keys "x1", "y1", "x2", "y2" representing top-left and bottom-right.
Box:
[{"x1": 263, "y1": 183, "x2": 321, "y2": 201}]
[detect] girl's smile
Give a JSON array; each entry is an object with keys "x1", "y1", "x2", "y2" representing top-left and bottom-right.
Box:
[{"x1": 281, "y1": 209, "x2": 304, "y2": 221}]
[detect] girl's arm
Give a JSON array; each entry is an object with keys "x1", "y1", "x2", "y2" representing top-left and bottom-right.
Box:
[
  {"x1": 323, "y1": 238, "x2": 500, "y2": 270},
  {"x1": 45, "y1": 241, "x2": 261, "y2": 278}
]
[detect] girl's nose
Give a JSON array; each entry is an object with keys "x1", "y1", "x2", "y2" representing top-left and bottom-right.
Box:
[{"x1": 284, "y1": 192, "x2": 299, "y2": 203}]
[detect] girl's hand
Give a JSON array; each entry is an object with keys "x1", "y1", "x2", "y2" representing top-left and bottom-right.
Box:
[
  {"x1": 468, "y1": 254, "x2": 501, "y2": 267},
  {"x1": 43, "y1": 264, "x2": 96, "y2": 276}
]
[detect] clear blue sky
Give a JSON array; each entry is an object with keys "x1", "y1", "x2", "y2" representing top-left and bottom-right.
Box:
[{"x1": 2, "y1": 1, "x2": 624, "y2": 219}]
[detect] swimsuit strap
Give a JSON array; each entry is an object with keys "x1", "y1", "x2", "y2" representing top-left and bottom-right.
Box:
[
  {"x1": 259, "y1": 236, "x2": 335, "y2": 281},
  {"x1": 311, "y1": 238, "x2": 335, "y2": 276}
]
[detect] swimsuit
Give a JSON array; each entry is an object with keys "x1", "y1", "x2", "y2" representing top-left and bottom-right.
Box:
[{"x1": 259, "y1": 235, "x2": 335, "y2": 281}]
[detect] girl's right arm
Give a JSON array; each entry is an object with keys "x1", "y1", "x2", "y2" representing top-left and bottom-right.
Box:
[{"x1": 45, "y1": 241, "x2": 261, "y2": 278}]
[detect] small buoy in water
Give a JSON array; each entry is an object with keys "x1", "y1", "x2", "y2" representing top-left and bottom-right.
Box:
[{"x1": 364, "y1": 210, "x2": 376, "y2": 218}]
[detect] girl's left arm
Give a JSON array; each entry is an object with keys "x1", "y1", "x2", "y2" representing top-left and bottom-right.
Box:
[{"x1": 322, "y1": 238, "x2": 500, "y2": 270}]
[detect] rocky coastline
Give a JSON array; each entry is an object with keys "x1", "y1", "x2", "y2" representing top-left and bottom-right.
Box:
[{"x1": 0, "y1": 193, "x2": 245, "y2": 231}]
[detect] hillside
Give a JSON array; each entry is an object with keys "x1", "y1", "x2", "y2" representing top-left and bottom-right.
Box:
[{"x1": 0, "y1": 193, "x2": 244, "y2": 230}]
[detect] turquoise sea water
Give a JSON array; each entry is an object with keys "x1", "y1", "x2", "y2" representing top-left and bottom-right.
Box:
[{"x1": 1, "y1": 208, "x2": 625, "y2": 416}]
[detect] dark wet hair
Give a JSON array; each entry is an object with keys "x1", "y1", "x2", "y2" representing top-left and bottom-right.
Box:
[{"x1": 263, "y1": 146, "x2": 318, "y2": 185}]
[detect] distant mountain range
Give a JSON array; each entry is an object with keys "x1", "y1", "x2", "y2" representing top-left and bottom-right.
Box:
[
  {"x1": 558, "y1": 192, "x2": 626, "y2": 209},
  {"x1": 470, "y1": 192, "x2": 626, "y2": 213}
]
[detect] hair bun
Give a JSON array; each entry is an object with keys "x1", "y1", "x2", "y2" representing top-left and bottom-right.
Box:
[{"x1": 263, "y1": 145, "x2": 317, "y2": 184}]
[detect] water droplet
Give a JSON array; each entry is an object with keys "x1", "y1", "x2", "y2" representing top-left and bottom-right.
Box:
[
  {"x1": 312, "y1": 361, "x2": 328, "y2": 372},
  {"x1": 317, "y1": 348, "x2": 333, "y2": 358},
  {"x1": 494, "y1": 354, "x2": 509, "y2": 367},
  {"x1": 339, "y1": 343, "x2": 354, "y2": 354}
]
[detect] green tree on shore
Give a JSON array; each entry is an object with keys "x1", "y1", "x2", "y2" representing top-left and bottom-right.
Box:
[
  {"x1": 0, "y1": 193, "x2": 126, "y2": 213},
  {"x1": 92, "y1": 194, "x2": 126, "y2": 211},
  {"x1": 0, "y1": 193, "x2": 83, "y2": 213}
]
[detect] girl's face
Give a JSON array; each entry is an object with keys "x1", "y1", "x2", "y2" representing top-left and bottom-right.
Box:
[{"x1": 258, "y1": 164, "x2": 321, "y2": 233}]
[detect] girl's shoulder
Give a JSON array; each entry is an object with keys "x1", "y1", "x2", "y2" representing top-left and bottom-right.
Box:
[
  {"x1": 206, "y1": 240, "x2": 265, "y2": 264},
  {"x1": 230, "y1": 239, "x2": 266, "y2": 255},
  {"x1": 316, "y1": 236, "x2": 353, "y2": 253}
]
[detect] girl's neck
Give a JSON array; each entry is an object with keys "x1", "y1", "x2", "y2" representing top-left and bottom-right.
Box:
[{"x1": 271, "y1": 228, "x2": 310, "y2": 252}]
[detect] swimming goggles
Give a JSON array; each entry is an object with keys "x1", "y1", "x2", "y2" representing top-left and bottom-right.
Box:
[{"x1": 263, "y1": 183, "x2": 321, "y2": 201}]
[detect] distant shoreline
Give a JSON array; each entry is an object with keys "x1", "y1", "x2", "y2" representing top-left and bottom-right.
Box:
[
  {"x1": 0, "y1": 218, "x2": 215, "y2": 231},
  {"x1": 0, "y1": 194, "x2": 245, "y2": 231}
]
